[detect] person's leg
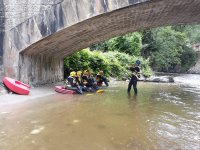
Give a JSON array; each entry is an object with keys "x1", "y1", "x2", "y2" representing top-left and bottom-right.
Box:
[
  {"x1": 127, "y1": 81, "x2": 132, "y2": 93},
  {"x1": 133, "y1": 83, "x2": 137, "y2": 95},
  {"x1": 102, "y1": 77, "x2": 109, "y2": 86},
  {"x1": 78, "y1": 86, "x2": 84, "y2": 94},
  {"x1": 88, "y1": 86, "x2": 95, "y2": 92},
  {"x1": 76, "y1": 86, "x2": 83, "y2": 94},
  {"x1": 93, "y1": 85, "x2": 99, "y2": 90},
  {"x1": 66, "y1": 86, "x2": 79, "y2": 93}
]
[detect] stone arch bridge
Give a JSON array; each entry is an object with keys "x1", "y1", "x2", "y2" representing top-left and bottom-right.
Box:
[{"x1": 1, "y1": 0, "x2": 200, "y2": 85}]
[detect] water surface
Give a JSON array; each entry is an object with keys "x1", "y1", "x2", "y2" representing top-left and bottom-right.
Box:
[{"x1": 0, "y1": 75, "x2": 200, "y2": 150}]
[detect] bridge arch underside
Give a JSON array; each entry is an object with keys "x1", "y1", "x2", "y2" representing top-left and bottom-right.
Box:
[{"x1": 19, "y1": 0, "x2": 200, "y2": 85}]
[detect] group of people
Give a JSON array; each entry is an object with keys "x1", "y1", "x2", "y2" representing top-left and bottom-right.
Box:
[
  {"x1": 65, "y1": 70, "x2": 109, "y2": 94},
  {"x1": 65, "y1": 60, "x2": 141, "y2": 95}
]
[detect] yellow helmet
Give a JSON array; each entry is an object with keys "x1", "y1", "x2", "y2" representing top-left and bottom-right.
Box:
[
  {"x1": 89, "y1": 69, "x2": 93, "y2": 74},
  {"x1": 70, "y1": 71, "x2": 76, "y2": 77},
  {"x1": 83, "y1": 70, "x2": 88, "y2": 75},
  {"x1": 77, "y1": 71, "x2": 82, "y2": 76}
]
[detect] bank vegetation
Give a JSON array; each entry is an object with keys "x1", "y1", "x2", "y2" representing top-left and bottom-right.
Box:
[{"x1": 64, "y1": 25, "x2": 200, "y2": 79}]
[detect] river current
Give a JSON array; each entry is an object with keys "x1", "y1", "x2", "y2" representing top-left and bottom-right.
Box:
[{"x1": 0, "y1": 74, "x2": 200, "y2": 150}]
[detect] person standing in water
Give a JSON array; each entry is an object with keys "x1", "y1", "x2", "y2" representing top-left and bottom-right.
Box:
[{"x1": 127, "y1": 60, "x2": 141, "y2": 95}]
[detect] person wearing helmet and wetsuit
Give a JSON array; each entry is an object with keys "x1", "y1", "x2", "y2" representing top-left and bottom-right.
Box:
[
  {"x1": 96, "y1": 70, "x2": 109, "y2": 86},
  {"x1": 127, "y1": 60, "x2": 141, "y2": 95},
  {"x1": 82, "y1": 70, "x2": 98, "y2": 92},
  {"x1": 66, "y1": 71, "x2": 83, "y2": 94}
]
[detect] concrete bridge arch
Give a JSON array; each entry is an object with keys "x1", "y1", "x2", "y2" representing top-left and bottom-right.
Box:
[{"x1": 1, "y1": 0, "x2": 200, "y2": 85}]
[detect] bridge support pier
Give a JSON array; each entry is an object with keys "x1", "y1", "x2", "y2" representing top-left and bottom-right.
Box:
[
  {"x1": 2, "y1": 29, "x2": 64, "y2": 86},
  {"x1": 19, "y1": 54, "x2": 64, "y2": 86}
]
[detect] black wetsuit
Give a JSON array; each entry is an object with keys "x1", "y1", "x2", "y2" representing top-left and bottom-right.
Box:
[
  {"x1": 96, "y1": 74, "x2": 109, "y2": 86},
  {"x1": 67, "y1": 76, "x2": 83, "y2": 94},
  {"x1": 127, "y1": 66, "x2": 140, "y2": 94}
]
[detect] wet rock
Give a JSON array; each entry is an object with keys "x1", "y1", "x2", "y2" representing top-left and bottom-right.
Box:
[
  {"x1": 168, "y1": 76, "x2": 174, "y2": 82},
  {"x1": 144, "y1": 76, "x2": 174, "y2": 83},
  {"x1": 122, "y1": 77, "x2": 128, "y2": 81}
]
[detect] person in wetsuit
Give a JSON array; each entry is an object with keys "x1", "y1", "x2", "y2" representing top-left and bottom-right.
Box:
[
  {"x1": 96, "y1": 70, "x2": 109, "y2": 86},
  {"x1": 82, "y1": 70, "x2": 99, "y2": 92},
  {"x1": 127, "y1": 61, "x2": 141, "y2": 95},
  {"x1": 66, "y1": 71, "x2": 83, "y2": 94}
]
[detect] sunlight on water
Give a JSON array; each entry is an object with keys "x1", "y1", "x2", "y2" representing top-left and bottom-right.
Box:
[
  {"x1": 0, "y1": 75, "x2": 200, "y2": 150},
  {"x1": 174, "y1": 74, "x2": 200, "y2": 87}
]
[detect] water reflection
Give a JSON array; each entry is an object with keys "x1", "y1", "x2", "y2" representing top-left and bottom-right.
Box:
[
  {"x1": 127, "y1": 92, "x2": 137, "y2": 100},
  {"x1": 0, "y1": 76, "x2": 200, "y2": 150}
]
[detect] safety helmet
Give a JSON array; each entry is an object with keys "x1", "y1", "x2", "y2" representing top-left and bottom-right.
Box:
[
  {"x1": 77, "y1": 71, "x2": 82, "y2": 76},
  {"x1": 70, "y1": 71, "x2": 76, "y2": 77},
  {"x1": 83, "y1": 70, "x2": 88, "y2": 75},
  {"x1": 136, "y1": 60, "x2": 141, "y2": 66},
  {"x1": 89, "y1": 69, "x2": 93, "y2": 74}
]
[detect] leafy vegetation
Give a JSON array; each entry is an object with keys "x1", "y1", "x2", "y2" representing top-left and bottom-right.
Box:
[
  {"x1": 64, "y1": 25, "x2": 200, "y2": 79},
  {"x1": 90, "y1": 33, "x2": 142, "y2": 56},
  {"x1": 142, "y1": 26, "x2": 197, "y2": 72},
  {"x1": 64, "y1": 49, "x2": 152, "y2": 79}
]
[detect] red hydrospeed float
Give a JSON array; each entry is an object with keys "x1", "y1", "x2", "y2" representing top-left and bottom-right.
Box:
[
  {"x1": 3, "y1": 77, "x2": 30, "y2": 95},
  {"x1": 55, "y1": 86, "x2": 76, "y2": 94}
]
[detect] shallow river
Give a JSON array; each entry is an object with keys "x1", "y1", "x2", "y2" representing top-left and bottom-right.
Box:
[{"x1": 0, "y1": 74, "x2": 200, "y2": 150}]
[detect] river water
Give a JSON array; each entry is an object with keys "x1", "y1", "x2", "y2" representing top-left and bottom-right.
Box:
[{"x1": 0, "y1": 74, "x2": 200, "y2": 150}]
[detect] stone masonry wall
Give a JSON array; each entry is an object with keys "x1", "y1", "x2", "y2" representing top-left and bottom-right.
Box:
[
  {"x1": 0, "y1": 0, "x2": 64, "y2": 82},
  {"x1": 1, "y1": 0, "x2": 64, "y2": 31}
]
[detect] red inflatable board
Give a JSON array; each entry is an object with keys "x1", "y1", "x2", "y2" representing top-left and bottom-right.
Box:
[
  {"x1": 3, "y1": 77, "x2": 30, "y2": 95},
  {"x1": 55, "y1": 86, "x2": 76, "y2": 94}
]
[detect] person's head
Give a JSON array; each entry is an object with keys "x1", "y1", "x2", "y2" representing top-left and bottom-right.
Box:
[
  {"x1": 135, "y1": 60, "x2": 141, "y2": 66},
  {"x1": 77, "y1": 71, "x2": 82, "y2": 77},
  {"x1": 88, "y1": 69, "x2": 93, "y2": 75},
  {"x1": 83, "y1": 70, "x2": 89, "y2": 75},
  {"x1": 70, "y1": 71, "x2": 76, "y2": 77},
  {"x1": 99, "y1": 70, "x2": 104, "y2": 75}
]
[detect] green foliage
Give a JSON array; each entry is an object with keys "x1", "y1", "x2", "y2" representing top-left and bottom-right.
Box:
[
  {"x1": 142, "y1": 26, "x2": 197, "y2": 72},
  {"x1": 180, "y1": 45, "x2": 197, "y2": 72},
  {"x1": 152, "y1": 27, "x2": 187, "y2": 71},
  {"x1": 140, "y1": 58, "x2": 153, "y2": 78},
  {"x1": 64, "y1": 49, "x2": 152, "y2": 79},
  {"x1": 66, "y1": 25, "x2": 199, "y2": 77},
  {"x1": 90, "y1": 32, "x2": 142, "y2": 56},
  {"x1": 90, "y1": 41, "x2": 109, "y2": 52},
  {"x1": 173, "y1": 24, "x2": 200, "y2": 44},
  {"x1": 64, "y1": 49, "x2": 109, "y2": 74}
]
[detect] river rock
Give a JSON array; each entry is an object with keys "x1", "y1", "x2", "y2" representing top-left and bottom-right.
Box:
[{"x1": 143, "y1": 76, "x2": 174, "y2": 83}]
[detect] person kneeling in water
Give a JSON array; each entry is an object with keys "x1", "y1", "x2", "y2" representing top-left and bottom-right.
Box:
[
  {"x1": 82, "y1": 70, "x2": 98, "y2": 92},
  {"x1": 96, "y1": 70, "x2": 109, "y2": 86},
  {"x1": 66, "y1": 71, "x2": 83, "y2": 94}
]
